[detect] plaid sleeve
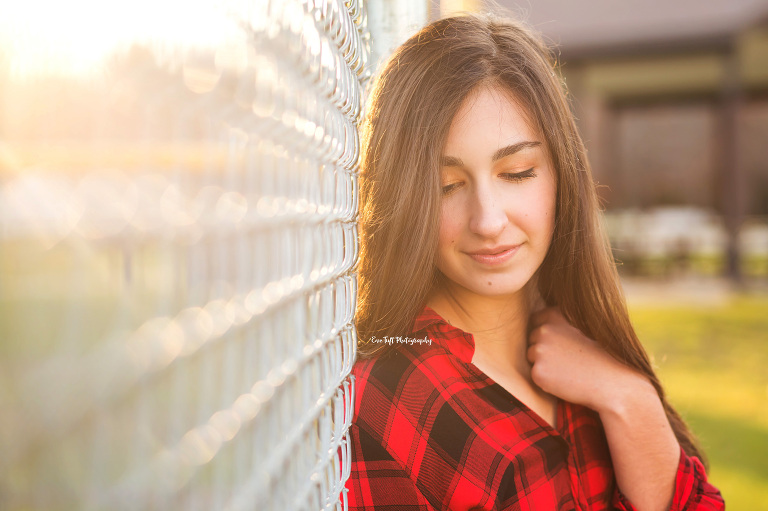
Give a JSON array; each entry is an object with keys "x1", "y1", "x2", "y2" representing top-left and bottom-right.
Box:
[
  {"x1": 611, "y1": 446, "x2": 725, "y2": 511},
  {"x1": 345, "y1": 421, "x2": 437, "y2": 511}
]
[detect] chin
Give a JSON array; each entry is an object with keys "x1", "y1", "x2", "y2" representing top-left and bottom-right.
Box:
[{"x1": 457, "y1": 274, "x2": 535, "y2": 298}]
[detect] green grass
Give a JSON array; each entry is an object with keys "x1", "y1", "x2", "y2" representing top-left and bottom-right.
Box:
[
  {"x1": 616, "y1": 255, "x2": 768, "y2": 278},
  {"x1": 629, "y1": 295, "x2": 768, "y2": 510}
]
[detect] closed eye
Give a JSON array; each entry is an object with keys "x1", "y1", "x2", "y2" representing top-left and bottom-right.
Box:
[
  {"x1": 442, "y1": 168, "x2": 537, "y2": 195},
  {"x1": 501, "y1": 168, "x2": 537, "y2": 182},
  {"x1": 441, "y1": 182, "x2": 462, "y2": 196}
]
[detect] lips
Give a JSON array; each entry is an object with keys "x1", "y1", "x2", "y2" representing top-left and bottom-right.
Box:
[
  {"x1": 465, "y1": 244, "x2": 521, "y2": 265},
  {"x1": 470, "y1": 245, "x2": 519, "y2": 255}
]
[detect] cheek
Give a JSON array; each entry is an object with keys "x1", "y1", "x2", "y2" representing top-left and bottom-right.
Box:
[
  {"x1": 518, "y1": 183, "x2": 556, "y2": 241},
  {"x1": 438, "y1": 205, "x2": 462, "y2": 248},
  {"x1": 539, "y1": 188, "x2": 556, "y2": 229},
  {"x1": 541, "y1": 186, "x2": 557, "y2": 241}
]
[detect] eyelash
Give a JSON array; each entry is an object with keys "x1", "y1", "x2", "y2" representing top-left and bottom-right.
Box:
[
  {"x1": 441, "y1": 168, "x2": 537, "y2": 195},
  {"x1": 501, "y1": 168, "x2": 537, "y2": 182},
  {"x1": 441, "y1": 183, "x2": 461, "y2": 195}
]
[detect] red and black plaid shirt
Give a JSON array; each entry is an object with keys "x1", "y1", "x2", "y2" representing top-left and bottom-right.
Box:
[{"x1": 344, "y1": 306, "x2": 724, "y2": 510}]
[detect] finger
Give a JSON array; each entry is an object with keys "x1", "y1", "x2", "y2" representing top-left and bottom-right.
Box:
[
  {"x1": 526, "y1": 342, "x2": 538, "y2": 364},
  {"x1": 526, "y1": 320, "x2": 549, "y2": 347}
]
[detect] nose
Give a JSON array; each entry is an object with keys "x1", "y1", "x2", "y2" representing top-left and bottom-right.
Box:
[{"x1": 467, "y1": 185, "x2": 507, "y2": 239}]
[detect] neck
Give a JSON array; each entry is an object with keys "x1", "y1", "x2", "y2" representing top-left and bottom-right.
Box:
[{"x1": 427, "y1": 277, "x2": 542, "y2": 374}]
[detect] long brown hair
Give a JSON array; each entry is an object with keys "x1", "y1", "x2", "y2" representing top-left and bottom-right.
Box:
[{"x1": 355, "y1": 14, "x2": 705, "y2": 464}]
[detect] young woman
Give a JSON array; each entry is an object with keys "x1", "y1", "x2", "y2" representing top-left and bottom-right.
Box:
[{"x1": 344, "y1": 14, "x2": 724, "y2": 511}]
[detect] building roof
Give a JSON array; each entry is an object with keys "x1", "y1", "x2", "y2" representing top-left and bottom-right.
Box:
[{"x1": 499, "y1": 0, "x2": 768, "y2": 56}]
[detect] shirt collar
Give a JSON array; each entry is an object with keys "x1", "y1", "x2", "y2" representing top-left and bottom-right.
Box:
[{"x1": 411, "y1": 305, "x2": 476, "y2": 364}]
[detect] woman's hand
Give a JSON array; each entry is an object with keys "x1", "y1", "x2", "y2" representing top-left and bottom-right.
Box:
[
  {"x1": 528, "y1": 307, "x2": 690, "y2": 511},
  {"x1": 526, "y1": 307, "x2": 652, "y2": 413}
]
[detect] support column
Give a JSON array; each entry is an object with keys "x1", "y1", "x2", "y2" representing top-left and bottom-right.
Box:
[{"x1": 719, "y1": 48, "x2": 746, "y2": 283}]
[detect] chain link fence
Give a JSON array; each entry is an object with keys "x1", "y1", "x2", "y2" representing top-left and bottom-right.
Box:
[{"x1": 0, "y1": 0, "x2": 370, "y2": 509}]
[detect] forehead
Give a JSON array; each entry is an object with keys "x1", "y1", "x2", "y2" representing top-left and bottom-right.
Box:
[{"x1": 444, "y1": 85, "x2": 538, "y2": 153}]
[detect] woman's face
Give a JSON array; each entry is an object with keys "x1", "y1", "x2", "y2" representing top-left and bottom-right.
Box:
[{"x1": 436, "y1": 85, "x2": 556, "y2": 300}]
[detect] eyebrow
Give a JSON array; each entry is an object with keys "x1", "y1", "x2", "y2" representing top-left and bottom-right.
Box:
[{"x1": 440, "y1": 141, "x2": 542, "y2": 167}]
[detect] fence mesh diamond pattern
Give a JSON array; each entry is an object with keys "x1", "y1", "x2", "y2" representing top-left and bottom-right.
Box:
[{"x1": 0, "y1": 0, "x2": 369, "y2": 509}]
